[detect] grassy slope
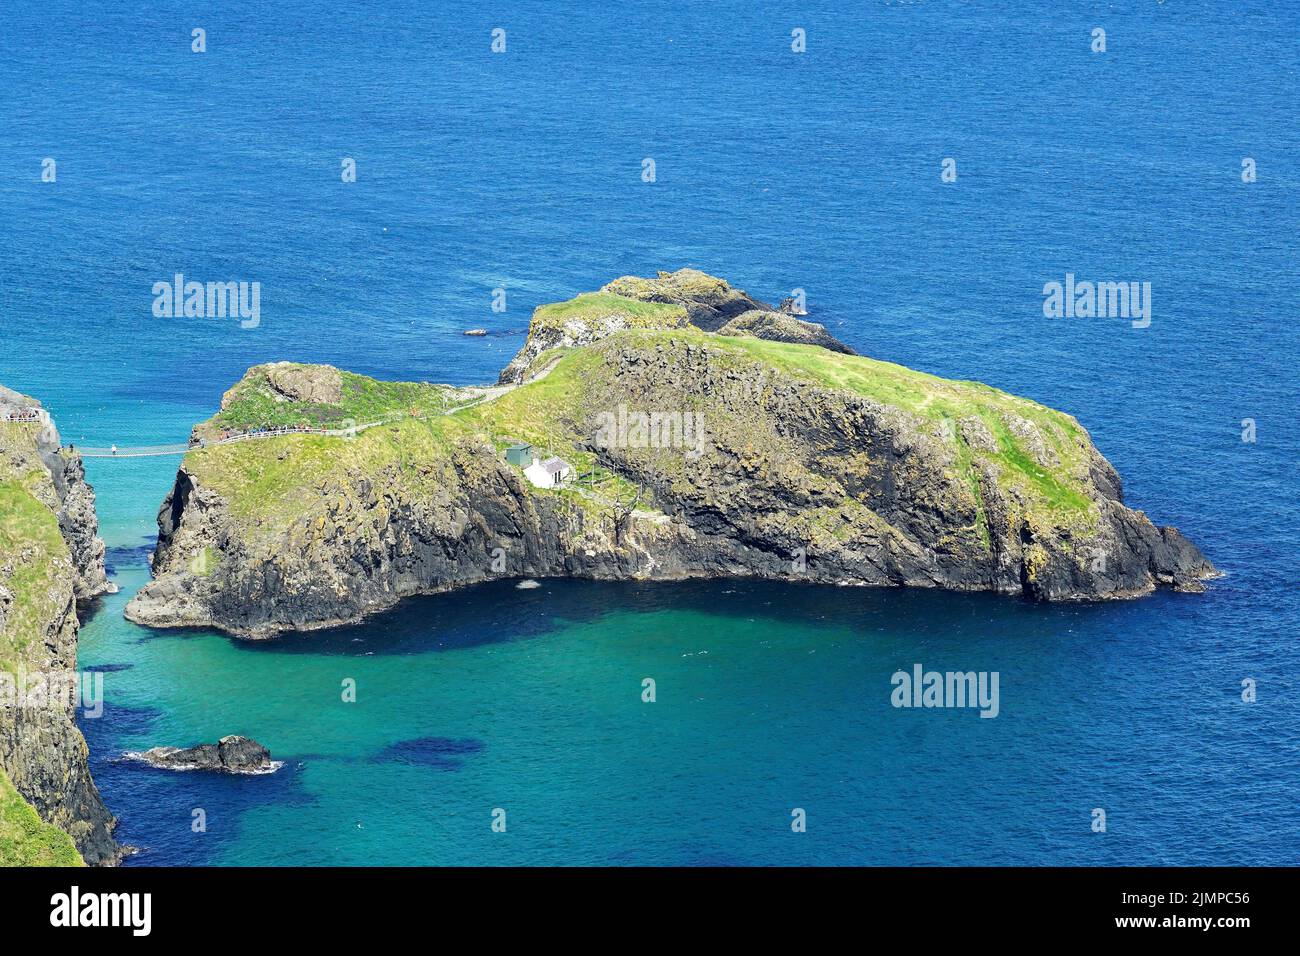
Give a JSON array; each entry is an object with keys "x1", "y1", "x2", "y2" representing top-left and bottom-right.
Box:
[
  {"x1": 0, "y1": 766, "x2": 83, "y2": 866},
  {"x1": 708, "y1": 331, "x2": 1095, "y2": 515},
  {"x1": 0, "y1": 426, "x2": 84, "y2": 867},
  {"x1": 495, "y1": 329, "x2": 1095, "y2": 522},
  {"x1": 530, "y1": 292, "x2": 686, "y2": 331},
  {"x1": 205, "y1": 366, "x2": 467, "y2": 435},
  {"x1": 183, "y1": 325, "x2": 1099, "y2": 542},
  {"x1": 0, "y1": 471, "x2": 68, "y2": 676}
]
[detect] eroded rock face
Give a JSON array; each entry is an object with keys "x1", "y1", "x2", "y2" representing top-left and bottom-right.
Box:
[
  {"x1": 602, "y1": 268, "x2": 770, "y2": 331},
  {"x1": 221, "y1": 362, "x2": 343, "y2": 409},
  {"x1": 0, "y1": 394, "x2": 118, "y2": 864},
  {"x1": 0, "y1": 707, "x2": 119, "y2": 863},
  {"x1": 604, "y1": 269, "x2": 855, "y2": 352},
  {"x1": 575, "y1": 340, "x2": 1214, "y2": 602},
  {"x1": 54, "y1": 453, "x2": 112, "y2": 601},
  {"x1": 127, "y1": 440, "x2": 708, "y2": 637},
  {"x1": 496, "y1": 298, "x2": 688, "y2": 385},
  {"x1": 717, "y1": 309, "x2": 854, "y2": 354},
  {"x1": 136, "y1": 735, "x2": 273, "y2": 774}
]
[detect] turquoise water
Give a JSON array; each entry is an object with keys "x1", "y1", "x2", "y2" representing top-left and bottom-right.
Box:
[
  {"x1": 2, "y1": 0, "x2": 1298, "y2": 864},
  {"x1": 79, "y1": 574, "x2": 1290, "y2": 865}
]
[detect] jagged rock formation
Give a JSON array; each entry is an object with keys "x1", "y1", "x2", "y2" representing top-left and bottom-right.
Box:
[
  {"x1": 237, "y1": 362, "x2": 343, "y2": 408},
  {"x1": 133, "y1": 735, "x2": 273, "y2": 774},
  {"x1": 0, "y1": 389, "x2": 118, "y2": 865},
  {"x1": 717, "y1": 309, "x2": 854, "y2": 354},
  {"x1": 498, "y1": 268, "x2": 853, "y2": 383},
  {"x1": 602, "y1": 268, "x2": 771, "y2": 331},
  {"x1": 126, "y1": 273, "x2": 1215, "y2": 639}
]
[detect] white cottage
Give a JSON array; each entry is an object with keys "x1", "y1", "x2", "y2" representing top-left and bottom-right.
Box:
[{"x1": 524, "y1": 456, "x2": 572, "y2": 489}]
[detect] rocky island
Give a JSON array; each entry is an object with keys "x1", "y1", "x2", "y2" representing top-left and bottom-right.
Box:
[
  {"x1": 130, "y1": 735, "x2": 275, "y2": 774},
  {"x1": 0, "y1": 386, "x2": 119, "y2": 865},
  {"x1": 125, "y1": 270, "x2": 1215, "y2": 639}
]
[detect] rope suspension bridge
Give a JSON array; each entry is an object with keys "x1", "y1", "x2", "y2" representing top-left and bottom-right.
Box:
[
  {"x1": 75, "y1": 423, "x2": 383, "y2": 459},
  {"x1": 59, "y1": 379, "x2": 524, "y2": 459},
  {"x1": 6, "y1": 355, "x2": 555, "y2": 461}
]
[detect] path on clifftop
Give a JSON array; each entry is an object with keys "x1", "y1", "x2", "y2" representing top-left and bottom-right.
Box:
[{"x1": 69, "y1": 356, "x2": 562, "y2": 459}]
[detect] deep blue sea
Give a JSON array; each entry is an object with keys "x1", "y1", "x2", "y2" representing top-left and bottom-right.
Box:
[{"x1": 1, "y1": 1, "x2": 1297, "y2": 865}]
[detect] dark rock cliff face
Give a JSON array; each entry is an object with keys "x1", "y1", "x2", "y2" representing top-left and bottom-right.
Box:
[
  {"x1": 126, "y1": 329, "x2": 1214, "y2": 640},
  {"x1": 129, "y1": 442, "x2": 699, "y2": 637},
  {"x1": 0, "y1": 707, "x2": 118, "y2": 864},
  {"x1": 49, "y1": 450, "x2": 112, "y2": 603},
  {"x1": 0, "y1": 397, "x2": 119, "y2": 864},
  {"x1": 575, "y1": 341, "x2": 1213, "y2": 602},
  {"x1": 135, "y1": 735, "x2": 273, "y2": 774}
]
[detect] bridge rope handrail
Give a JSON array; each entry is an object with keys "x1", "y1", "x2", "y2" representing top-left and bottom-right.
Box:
[
  {"x1": 43, "y1": 357, "x2": 550, "y2": 460},
  {"x1": 73, "y1": 419, "x2": 391, "y2": 458}
]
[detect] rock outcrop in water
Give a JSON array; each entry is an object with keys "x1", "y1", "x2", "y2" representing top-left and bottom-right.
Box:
[
  {"x1": 125, "y1": 272, "x2": 1216, "y2": 639},
  {"x1": 0, "y1": 388, "x2": 119, "y2": 865},
  {"x1": 133, "y1": 735, "x2": 274, "y2": 774}
]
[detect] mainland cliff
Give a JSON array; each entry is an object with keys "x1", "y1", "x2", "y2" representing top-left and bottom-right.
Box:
[
  {"x1": 0, "y1": 386, "x2": 118, "y2": 865},
  {"x1": 125, "y1": 271, "x2": 1215, "y2": 639}
]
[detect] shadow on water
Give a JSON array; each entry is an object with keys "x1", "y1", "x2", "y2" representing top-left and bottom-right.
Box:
[
  {"x1": 104, "y1": 540, "x2": 157, "y2": 576},
  {"x1": 229, "y1": 575, "x2": 1165, "y2": 658},
  {"x1": 371, "y1": 736, "x2": 486, "y2": 771},
  {"x1": 79, "y1": 701, "x2": 312, "y2": 867},
  {"x1": 82, "y1": 662, "x2": 133, "y2": 673}
]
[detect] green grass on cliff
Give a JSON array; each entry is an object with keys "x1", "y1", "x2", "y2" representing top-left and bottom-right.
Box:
[
  {"x1": 185, "y1": 413, "x2": 480, "y2": 535},
  {"x1": 716, "y1": 333, "x2": 1093, "y2": 509},
  {"x1": 531, "y1": 292, "x2": 686, "y2": 331},
  {"x1": 204, "y1": 365, "x2": 466, "y2": 437},
  {"x1": 184, "y1": 324, "x2": 1098, "y2": 540},
  {"x1": 600, "y1": 328, "x2": 1094, "y2": 519},
  {"x1": 0, "y1": 476, "x2": 68, "y2": 675},
  {"x1": 0, "y1": 766, "x2": 83, "y2": 867}
]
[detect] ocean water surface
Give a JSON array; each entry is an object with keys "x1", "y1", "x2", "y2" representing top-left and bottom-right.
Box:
[{"x1": 1, "y1": 1, "x2": 1297, "y2": 864}]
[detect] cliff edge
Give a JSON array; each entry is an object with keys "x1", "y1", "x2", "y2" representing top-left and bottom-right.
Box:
[{"x1": 0, "y1": 388, "x2": 118, "y2": 865}]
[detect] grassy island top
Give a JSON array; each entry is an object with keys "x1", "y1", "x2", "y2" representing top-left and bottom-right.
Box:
[
  {"x1": 185, "y1": 319, "x2": 1099, "y2": 546},
  {"x1": 529, "y1": 292, "x2": 687, "y2": 332},
  {"x1": 194, "y1": 363, "x2": 476, "y2": 440}
]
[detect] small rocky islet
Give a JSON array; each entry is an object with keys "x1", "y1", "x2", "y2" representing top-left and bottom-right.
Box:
[
  {"x1": 130, "y1": 735, "x2": 276, "y2": 774},
  {"x1": 120, "y1": 268, "x2": 1215, "y2": 640}
]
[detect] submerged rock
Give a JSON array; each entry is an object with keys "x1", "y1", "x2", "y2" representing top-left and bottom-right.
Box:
[{"x1": 135, "y1": 735, "x2": 274, "y2": 774}]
